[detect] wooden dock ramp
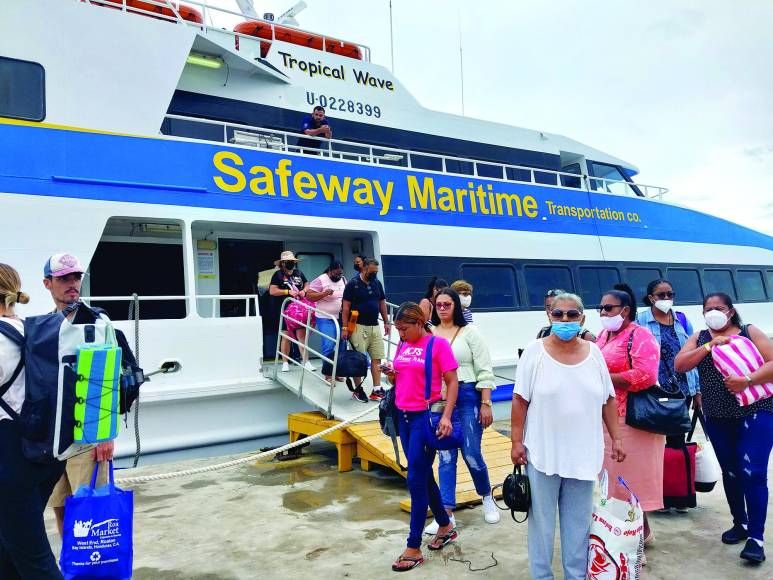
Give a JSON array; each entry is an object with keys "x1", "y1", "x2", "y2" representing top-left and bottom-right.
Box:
[{"x1": 288, "y1": 412, "x2": 510, "y2": 512}]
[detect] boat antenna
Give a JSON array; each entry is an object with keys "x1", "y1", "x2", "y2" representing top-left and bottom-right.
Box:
[
  {"x1": 457, "y1": 1, "x2": 465, "y2": 116},
  {"x1": 234, "y1": 0, "x2": 258, "y2": 18},
  {"x1": 389, "y1": 0, "x2": 395, "y2": 74},
  {"x1": 277, "y1": 1, "x2": 308, "y2": 27}
]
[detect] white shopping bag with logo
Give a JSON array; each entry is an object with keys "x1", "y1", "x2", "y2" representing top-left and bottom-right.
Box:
[{"x1": 587, "y1": 470, "x2": 643, "y2": 580}]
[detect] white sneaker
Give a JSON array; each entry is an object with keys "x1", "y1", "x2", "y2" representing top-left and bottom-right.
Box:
[
  {"x1": 482, "y1": 495, "x2": 500, "y2": 524},
  {"x1": 281, "y1": 362, "x2": 290, "y2": 372},
  {"x1": 424, "y1": 514, "x2": 455, "y2": 535},
  {"x1": 304, "y1": 361, "x2": 315, "y2": 371}
]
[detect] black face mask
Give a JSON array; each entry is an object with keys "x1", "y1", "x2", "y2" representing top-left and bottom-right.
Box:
[
  {"x1": 283, "y1": 261, "x2": 295, "y2": 270},
  {"x1": 329, "y1": 274, "x2": 342, "y2": 282},
  {"x1": 366, "y1": 272, "x2": 377, "y2": 281},
  {"x1": 353, "y1": 263, "x2": 360, "y2": 272}
]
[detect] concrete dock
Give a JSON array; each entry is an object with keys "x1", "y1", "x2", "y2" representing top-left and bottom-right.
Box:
[{"x1": 45, "y1": 421, "x2": 772, "y2": 579}]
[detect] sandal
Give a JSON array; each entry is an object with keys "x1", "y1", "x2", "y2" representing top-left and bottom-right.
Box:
[
  {"x1": 392, "y1": 554, "x2": 424, "y2": 572},
  {"x1": 427, "y1": 529, "x2": 458, "y2": 551}
]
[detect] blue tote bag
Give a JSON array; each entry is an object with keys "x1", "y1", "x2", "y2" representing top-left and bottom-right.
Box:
[{"x1": 60, "y1": 460, "x2": 134, "y2": 579}]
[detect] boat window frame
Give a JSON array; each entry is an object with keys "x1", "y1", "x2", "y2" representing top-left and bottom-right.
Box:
[
  {"x1": 0, "y1": 56, "x2": 46, "y2": 122},
  {"x1": 459, "y1": 262, "x2": 520, "y2": 311}
]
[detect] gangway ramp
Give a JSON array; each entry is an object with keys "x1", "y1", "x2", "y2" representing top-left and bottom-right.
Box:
[{"x1": 288, "y1": 411, "x2": 510, "y2": 512}]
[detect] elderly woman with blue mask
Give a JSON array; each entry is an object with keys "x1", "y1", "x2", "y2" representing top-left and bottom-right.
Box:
[{"x1": 512, "y1": 293, "x2": 625, "y2": 580}]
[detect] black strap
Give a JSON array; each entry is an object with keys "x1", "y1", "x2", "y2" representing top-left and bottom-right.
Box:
[
  {"x1": 424, "y1": 336, "x2": 436, "y2": 404},
  {"x1": 686, "y1": 408, "x2": 700, "y2": 442},
  {"x1": 0, "y1": 320, "x2": 24, "y2": 417},
  {"x1": 625, "y1": 327, "x2": 636, "y2": 370}
]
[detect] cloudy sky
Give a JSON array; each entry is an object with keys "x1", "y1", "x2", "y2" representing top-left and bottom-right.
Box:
[{"x1": 213, "y1": 0, "x2": 773, "y2": 235}]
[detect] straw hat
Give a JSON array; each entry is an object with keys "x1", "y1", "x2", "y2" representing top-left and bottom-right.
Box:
[{"x1": 274, "y1": 250, "x2": 301, "y2": 267}]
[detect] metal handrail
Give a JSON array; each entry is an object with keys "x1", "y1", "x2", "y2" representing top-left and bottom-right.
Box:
[
  {"x1": 82, "y1": 0, "x2": 371, "y2": 62},
  {"x1": 164, "y1": 114, "x2": 669, "y2": 199},
  {"x1": 82, "y1": 294, "x2": 260, "y2": 318},
  {"x1": 275, "y1": 296, "x2": 342, "y2": 418}
]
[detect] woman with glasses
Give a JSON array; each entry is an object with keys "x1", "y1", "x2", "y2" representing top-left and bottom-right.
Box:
[
  {"x1": 537, "y1": 289, "x2": 595, "y2": 341},
  {"x1": 595, "y1": 284, "x2": 662, "y2": 554},
  {"x1": 512, "y1": 292, "x2": 624, "y2": 580},
  {"x1": 675, "y1": 293, "x2": 773, "y2": 564},
  {"x1": 423, "y1": 288, "x2": 499, "y2": 535},
  {"x1": 636, "y1": 279, "x2": 700, "y2": 453}
]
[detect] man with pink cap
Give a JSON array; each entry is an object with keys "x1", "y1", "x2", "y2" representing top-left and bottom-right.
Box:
[{"x1": 42, "y1": 253, "x2": 115, "y2": 538}]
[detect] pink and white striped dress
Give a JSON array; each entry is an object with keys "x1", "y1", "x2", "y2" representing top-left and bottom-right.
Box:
[{"x1": 711, "y1": 336, "x2": 773, "y2": 406}]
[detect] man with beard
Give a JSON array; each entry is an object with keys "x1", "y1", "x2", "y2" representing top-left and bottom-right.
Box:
[{"x1": 297, "y1": 105, "x2": 332, "y2": 154}]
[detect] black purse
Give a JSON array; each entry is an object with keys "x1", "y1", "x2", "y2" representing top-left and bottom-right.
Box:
[
  {"x1": 624, "y1": 328, "x2": 691, "y2": 435},
  {"x1": 492, "y1": 465, "x2": 531, "y2": 523}
]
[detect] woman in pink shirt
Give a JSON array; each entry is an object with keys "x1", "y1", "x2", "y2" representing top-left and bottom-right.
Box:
[
  {"x1": 596, "y1": 284, "x2": 663, "y2": 552},
  {"x1": 306, "y1": 261, "x2": 347, "y2": 382},
  {"x1": 383, "y1": 302, "x2": 459, "y2": 572}
]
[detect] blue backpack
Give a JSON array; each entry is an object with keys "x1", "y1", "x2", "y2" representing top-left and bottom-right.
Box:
[{"x1": 0, "y1": 303, "x2": 142, "y2": 464}]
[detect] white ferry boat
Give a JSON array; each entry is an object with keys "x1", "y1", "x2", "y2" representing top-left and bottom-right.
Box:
[{"x1": 2, "y1": 0, "x2": 772, "y2": 460}]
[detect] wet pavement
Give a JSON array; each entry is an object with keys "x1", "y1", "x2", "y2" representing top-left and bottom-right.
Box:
[{"x1": 45, "y1": 421, "x2": 772, "y2": 579}]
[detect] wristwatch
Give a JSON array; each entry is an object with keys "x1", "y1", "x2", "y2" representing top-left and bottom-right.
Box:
[
  {"x1": 744, "y1": 374, "x2": 753, "y2": 387},
  {"x1": 481, "y1": 400, "x2": 493, "y2": 407}
]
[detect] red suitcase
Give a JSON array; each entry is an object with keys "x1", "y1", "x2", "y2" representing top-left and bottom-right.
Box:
[{"x1": 663, "y1": 442, "x2": 697, "y2": 509}]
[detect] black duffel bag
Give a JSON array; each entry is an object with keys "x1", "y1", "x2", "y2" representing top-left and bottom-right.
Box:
[
  {"x1": 321, "y1": 341, "x2": 368, "y2": 379},
  {"x1": 624, "y1": 329, "x2": 691, "y2": 435}
]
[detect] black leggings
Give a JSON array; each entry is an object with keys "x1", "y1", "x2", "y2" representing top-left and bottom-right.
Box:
[{"x1": 0, "y1": 420, "x2": 65, "y2": 579}]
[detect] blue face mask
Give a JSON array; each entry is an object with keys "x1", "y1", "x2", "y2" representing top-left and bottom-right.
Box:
[{"x1": 551, "y1": 322, "x2": 582, "y2": 341}]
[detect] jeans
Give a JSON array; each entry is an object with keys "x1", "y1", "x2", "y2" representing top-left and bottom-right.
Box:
[
  {"x1": 703, "y1": 411, "x2": 773, "y2": 542},
  {"x1": 315, "y1": 317, "x2": 344, "y2": 363},
  {"x1": 526, "y1": 463, "x2": 595, "y2": 580},
  {"x1": 398, "y1": 410, "x2": 450, "y2": 549},
  {"x1": 438, "y1": 383, "x2": 491, "y2": 508},
  {"x1": 0, "y1": 421, "x2": 65, "y2": 579}
]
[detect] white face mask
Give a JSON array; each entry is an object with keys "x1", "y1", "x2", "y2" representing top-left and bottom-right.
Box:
[
  {"x1": 460, "y1": 295, "x2": 472, "y2": 308},
  {"x1": 704, "y1": 309, "x2": 729, "y2": 331},
  {"x1": 600, "y1": 314, "x2": 625, "y2": 332},
  {"x1": 654, "y1": 299, "x2": 673, "y2": 314}
]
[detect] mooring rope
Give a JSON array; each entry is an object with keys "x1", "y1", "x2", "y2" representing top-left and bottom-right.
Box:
[{"x1": 116, "y1": 404, "x2": 379, "y2": 485}]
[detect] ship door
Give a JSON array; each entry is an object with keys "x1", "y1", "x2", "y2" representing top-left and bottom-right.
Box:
[{"x1": 559, "y1": 151, "x2": 587, "y2": 190}]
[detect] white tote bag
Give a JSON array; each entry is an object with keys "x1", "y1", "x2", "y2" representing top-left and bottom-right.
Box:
[
  {"x1": 695, "y1": 440, "x2": 721, "y2": 492},
  {"x1": 587, "y1": 471, "x2": 643, "y2": 580}
]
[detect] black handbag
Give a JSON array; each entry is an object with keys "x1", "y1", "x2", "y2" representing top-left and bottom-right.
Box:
[
  {"x1": 492, "y1": 465, "x2": 531, "y2": 523},
  {"x1": 624, "y1": 328, "x2": 691, "y2": 435},
  {"x1": 321, "y1": 340, "x2": 368, "y2": 379}
]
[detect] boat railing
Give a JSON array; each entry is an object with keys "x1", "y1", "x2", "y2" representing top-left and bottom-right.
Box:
[
  {"x1": 164, "y1": 113, "x2": 669, "y2": 200},
  {"x1": 275, "y1": 296, "x2": 343, "y2": 418},
  {"x1": 80, "y1": 294, "x2": 260, "y2": 318},
  {"x1": 81, "y1": 0, "x2": 372, "y2": 62}
]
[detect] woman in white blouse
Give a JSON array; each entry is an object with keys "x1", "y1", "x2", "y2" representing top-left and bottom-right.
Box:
[
  {"x1": 512, "y1": 292, "x2": 625, "y2": 580},
  {"x1": 424, "y1": 288, "x2": 500, "y2": 534}
]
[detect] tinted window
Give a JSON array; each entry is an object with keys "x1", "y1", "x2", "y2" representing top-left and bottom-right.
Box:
[
  {"x1": 625, "y1": 268, "x2": 661, "y2": 304},
  {"x1": 767, "y1": 272, "x2": 773, "y2": 300},
  {"x1": 736, "y1": 270, "x2": 766, "y2": 302},
  {"x1": 461, "y1": 264, "x2": 518, "y2": 309},
  {"x1": 590, "y1": 162, "x2": 631, "y2": 195},
  {"x1": 578, "y1": 267, "x2": 621, "y2": 307},
  {"x1": 524, "y1": 266, "x2": 573, "y2": 307},
  {"x1": 0, "y1": 57, "x2": 45, "y2": 121},
  {"x1": 704, "y1": 270, "x2": 736, "y2": 301},
  {"x1": 667, "y1": 269, "x2": 703, "y2": 304}
]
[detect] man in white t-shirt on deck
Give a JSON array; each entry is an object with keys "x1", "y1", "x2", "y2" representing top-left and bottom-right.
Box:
[{"x1": 42, "y1": 253, "x2": 114, "y2": 538}]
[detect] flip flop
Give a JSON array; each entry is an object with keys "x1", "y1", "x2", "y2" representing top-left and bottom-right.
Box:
[
  {"x1": 391, "y1": 555, "x2": 424, "y2": 572},
  {"x1": 427, "y1": 529, "x2": 458, "y2": 551}
]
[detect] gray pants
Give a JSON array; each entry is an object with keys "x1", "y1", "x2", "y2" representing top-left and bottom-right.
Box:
[{"x1": 526, "y1": 463, "x2": 595, "y2": 580}]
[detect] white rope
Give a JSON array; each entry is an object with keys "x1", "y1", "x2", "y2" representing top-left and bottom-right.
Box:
[{"x1": 116, "y1": 405, "x2": 379, "y2": 485}]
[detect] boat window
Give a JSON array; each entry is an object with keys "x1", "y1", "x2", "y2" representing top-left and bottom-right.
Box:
[
  {"x1": 736, "y1": 270, "x2": 766, "y2": 302},
  {"x1": 666, "y1": 269, "x2": 703, "y2": 304},
  {"x1": 624, "y1": 268, "x2": 662, "y2": 303},
  {"x1": 560, "y1": 163, "x2": 582, "y2": 189},
  {"x1": 524, "y1": 266, "x2": 574, "y2": 308},
  {"x1": 767, "y1": 271, "x2": 773, "y2": 300},
  {"x1": 460, "y1": 264, "x2": 518, "y2": 309},
  {"x1": 0, "y1": 56, "x2": 45, "y2": 122},
  {"x1": 589, "y1": 162, "x2": 631, "y2": 195},
  {"x1": 703, "y1": 269, "x2": 736, "y2": 301},
  {"x1": 577, "y1": 267, "x2": 620, "y2": 307}
]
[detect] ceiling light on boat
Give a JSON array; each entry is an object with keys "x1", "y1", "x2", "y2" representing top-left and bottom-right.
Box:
[
  {"x1": 186, "y1": 54, "x2": 224, "y2": 69},
  {"x1": 140, "y1": 223, "x2": 182, "y2": 235}
]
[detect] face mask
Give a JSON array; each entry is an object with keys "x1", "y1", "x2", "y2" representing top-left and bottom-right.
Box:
[
  {"x1": 329, "y1": 274, "x2": 342, "y2": 283},
  {"x1": 460, "y1": 295, "x2": 472, "y2": 308},
  {"x1": 551, "y1": 322, "x2": 581, "y2": 341},
  {"x1": 654, "y1": 299, "x2": 673, "y2": 314},
  {"x1": 600, "y1": 314, "x2": 625, "y2": 332},
  {"x1": 353, "y1": 263, "x2": 360, "y2": 271},
  {"x1": 283, "y1": 261, "x2": 295, "y2": 270},
  {"x1": 704, "y1": 309, "x2": 729, "y2": 331},
  {"x1": 367, "y1": 272, "x2": 377, "y2": 281}
]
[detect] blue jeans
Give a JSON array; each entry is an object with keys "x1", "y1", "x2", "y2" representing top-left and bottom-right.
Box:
[
  {"x1": 703, "y1": 411, "x2": 773, "y2": 542},
  {"x1": 398, "y1": 410, "x2": 450, "y2": 549},
  {"x1": 315, "y1": 317, "x2": 344, "y2": 366},
  {"x1": 527, "y1": 463, "x2": 595, "y2": 580},
  {"x1": 438, "y1": 383, "x2": 491, "y2": 508},
  {"x1": 0, "y1": 421, "x2": 65, "y2": 579}
]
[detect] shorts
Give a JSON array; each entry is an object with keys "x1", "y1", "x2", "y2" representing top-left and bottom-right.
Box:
[
  {"x1": 350, "y1": 324, "x2": 384, "y2": 360},
  {"x1": 47, "y1": 451, "x2": 108, "y2": 508}
]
